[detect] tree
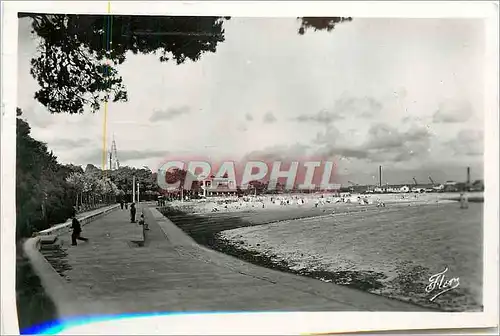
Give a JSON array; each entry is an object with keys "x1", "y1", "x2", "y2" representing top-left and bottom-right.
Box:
[
  {"x1": 16, "y1": 108, "x2": 75, "y2": 238},
  {"x1": 66, "y1": 171, "x2": 85, "y2": 207},
  {"x1": 21, "y1": 14, "x2": 350, "y2": 115},
  {"x1": 471, "y1": 179, "x2": 484, "y2": 192},
  {"x1": 248, "y1": 180, "x2": 267, "y2": 195},
  {"x1": 106, "y1": 166, "x2": 159, "y2": 201},
  {"x1": 20, "y1": 14, "x2": 230, "y2": 114},
  {"x1": 164, "y1": 168, "x2": 187, "y2": 191},
  {"x1": 298, "y1": 17, "x2": 352, "y2": 35}
]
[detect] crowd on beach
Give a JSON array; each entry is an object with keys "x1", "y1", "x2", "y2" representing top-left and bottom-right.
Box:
[
  {"x1": 164, "y1": 190, "x2": 478, "y2": 214},
  {"x1": 166, "y1": 193, "x2": 393, "y2": 214}
]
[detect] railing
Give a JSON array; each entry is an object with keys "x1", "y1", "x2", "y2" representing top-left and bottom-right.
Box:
[{"x1": 36, "y1": 204, "x2": 120, "y2": 237}]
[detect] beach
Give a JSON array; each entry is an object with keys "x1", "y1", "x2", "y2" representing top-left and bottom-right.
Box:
[{"x1": 160, "y1": 192, "x2": 483, "y2": 312}]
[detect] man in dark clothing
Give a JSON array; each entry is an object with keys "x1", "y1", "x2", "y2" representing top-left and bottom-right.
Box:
[
  {"x1": 71, "y1": 215, "x2": 89, "y2": 246},
  {"x1": 120, "y1": 200, "x2": 124, "y2": 210},
  {"x1": 130, "y1": 203, "x2": 137, "y2": 223}
]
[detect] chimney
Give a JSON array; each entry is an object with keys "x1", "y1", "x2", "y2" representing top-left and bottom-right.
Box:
[
  {"x1": 467, "y1": 167, "x2": 471, "y2": 191},
  {"x1": 379, "y1": 165, "x2": 382, "y2": 187}
]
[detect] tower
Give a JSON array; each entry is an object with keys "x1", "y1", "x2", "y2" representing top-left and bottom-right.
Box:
[{"x1": 109, "y1": 135, "x2": 120, "y2": 170}]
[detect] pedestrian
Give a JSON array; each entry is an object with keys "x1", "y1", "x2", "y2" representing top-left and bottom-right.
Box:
[
  {"x1": 139, "y1": 213, "x2": 149, "y2": 230},
  {"x1": 125, "y1": 202, "x2": 128, "y2": 210},
  {"x1": 130, "y1": 202, "x2": 137, "y2": 223},
  {"x1": 70, "y1": 213, "x2": 89, "y2": 246},
  {"x1": 460, "y1": 192, "x2": 469, "y2": 209},
  {"x1": 120, "y1": 199, "x2": 124, "y2": 210}
]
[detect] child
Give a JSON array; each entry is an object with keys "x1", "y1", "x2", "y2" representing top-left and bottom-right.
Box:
[{"x1": 138, "y1": 213, "x2": 149, "y2": 230}]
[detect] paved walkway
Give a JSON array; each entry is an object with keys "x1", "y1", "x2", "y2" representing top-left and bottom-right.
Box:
[{"x1": 51, "y1": 204, "x2": 431, "y2": 316}]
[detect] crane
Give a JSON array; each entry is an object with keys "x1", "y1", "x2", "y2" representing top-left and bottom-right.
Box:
[
  {"x1": 411, "y1": 177, "x2": 424, "y2": 193},
  {"x1": 429, "y1": 176, "x2": 444, "y2": 192}
]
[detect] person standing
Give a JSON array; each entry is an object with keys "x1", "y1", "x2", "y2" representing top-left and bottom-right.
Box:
[
  {"x1": 71, "y1": 214, "x2": 89, "y2": 246},
  {"x1": 460, "y1": 192, "x2": 469, "y2": 209},
  {"x1": 120, "y1": 199, "x2": 124, "y2": 210},
  {"x1": 130, "y1": 203, "x2": 137, "y2": 223}
]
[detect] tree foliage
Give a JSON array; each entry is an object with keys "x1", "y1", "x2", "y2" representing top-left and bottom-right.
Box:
[
  {"x1": 106, "y1": 166, "x2": 159, "y2": 201},
  {"x1": 248, "y1": 180, "x2": 267, "y2": 195},
  {"x1": 21, "y1": 14, "x2": 351, "y2": 115},
  {"x1": 21, "y1": 14, "x2": 229, "y2": 114},
  {"x1": 298, "y1": 17, "x2": 353, "y2": 35},
  {"x1": 162, "y1": 168, "x2": 201, "y2": 193},
  {"x1": 16, "y1": 108, "x2": 130, "y2": 238},
  {"x1": 16, "y1": 108, "x2": 75, "y2": 238}
]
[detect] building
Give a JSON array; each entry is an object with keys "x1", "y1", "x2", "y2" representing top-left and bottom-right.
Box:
[
  {"x1": 201, "y1": 176, "x2": 238, "y2": 197},
  {"x1": 471, "y1": 179, "x2": 484, "y2": 191},
  {"x1": 399, "y1": 185, "x2": 410, "y2": 193}
]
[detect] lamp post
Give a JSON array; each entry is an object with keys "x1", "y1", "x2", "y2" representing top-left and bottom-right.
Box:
[
  {"x1": 137, "y1": 181, "x2": 140, "y2": 203},
  {"x1": 132, "y1": 175, "x2": 136, "y2": 203}
]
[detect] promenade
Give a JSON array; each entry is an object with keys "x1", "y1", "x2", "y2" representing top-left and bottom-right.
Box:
[{"x1": 40, "y1": 204, "x2": 431, "y2": 318}]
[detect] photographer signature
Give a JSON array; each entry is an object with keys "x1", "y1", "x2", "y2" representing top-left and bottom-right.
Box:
[{"x1": 425, "y1": 267, "x2": 460, "y2": 302}]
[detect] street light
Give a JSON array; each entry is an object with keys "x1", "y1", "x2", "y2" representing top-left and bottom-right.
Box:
[
  {"x1": 137, "y1": 181, "x2": 140, "y2": 203},
  {"x1": 132, "y1": 175, "x2": 136, "y2": 203}
]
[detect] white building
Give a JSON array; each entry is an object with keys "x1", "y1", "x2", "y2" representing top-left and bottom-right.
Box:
[
  {"x1": 399, "y1": 185, "x2": 410, "y2": 193},
  {"x1": 201, "y1": 176, "x2": 238, "y2": 197}
]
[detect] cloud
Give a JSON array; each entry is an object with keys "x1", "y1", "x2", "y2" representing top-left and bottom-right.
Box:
[
  {"x1": 19, "y1": 105, "x2": 55, "y2": 128},
  {"x1": 314, "y1": 125, "x2": 343, "y2": 144},
  {"x1": 333, "y1": 96, "x2": 383, "y2": 119},
  {"x1": 149, "y1": 106, "x2": 190, "y2": 122},
  {"x1": 50, "y1": 138, "x2": 93, "y2": 150},
  {"x1": 316, "y1": 123, "x2": 432, "y2": 163},
  {"x1": 295, "y1": 96, "x2": 382, "y2": 125},
  {"x1": 79, "y1": 148, "x2": 169, "y2": 166},
  {"x1": 365, "y1": 124, "x2": 429, "y2": 150},
  {"x1": 21, "y1": 114, "x2": 53, "y2": 129},
  {"x1": 245, "y1": 113, "x2": 254, "y2": 122},
  {"x1": 237, "y1": 124, "x2": 248, "y2": 132},
  {"x1": 446, "y1": 129, "x2": 483, "y2": 156},
  {"x1": 401, "y1": 115, "x2": 426, "y2": 124},
  {"x1": 294, "y1": 109, "x2": 344, "y2": 124},
  {"x1": 433, "y1": 100, "x2": 473, "y2": 123},
  {"x1": 242, "y1": 143, "x2": 310, "y2": 162},
  {"x1": 263, "y1": 111, "x2": 277, "y2": 124}
]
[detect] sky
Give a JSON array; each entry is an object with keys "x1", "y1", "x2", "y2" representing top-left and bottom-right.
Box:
[{"x1": 17, "y1": 17, "x2": 485, "y2": 185}]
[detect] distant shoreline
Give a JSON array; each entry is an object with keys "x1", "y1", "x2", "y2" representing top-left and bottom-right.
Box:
[{"x1": 446, "y1": 196, "x2": 484, "y2": 203}]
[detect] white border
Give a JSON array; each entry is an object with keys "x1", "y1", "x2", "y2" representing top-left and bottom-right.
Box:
[
  {"x1": 2, "y1": 1, "x2": 498, "y2": 335},
  {"x1": 1, "y1": 1, "x2": 21, "y2": 335}
]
